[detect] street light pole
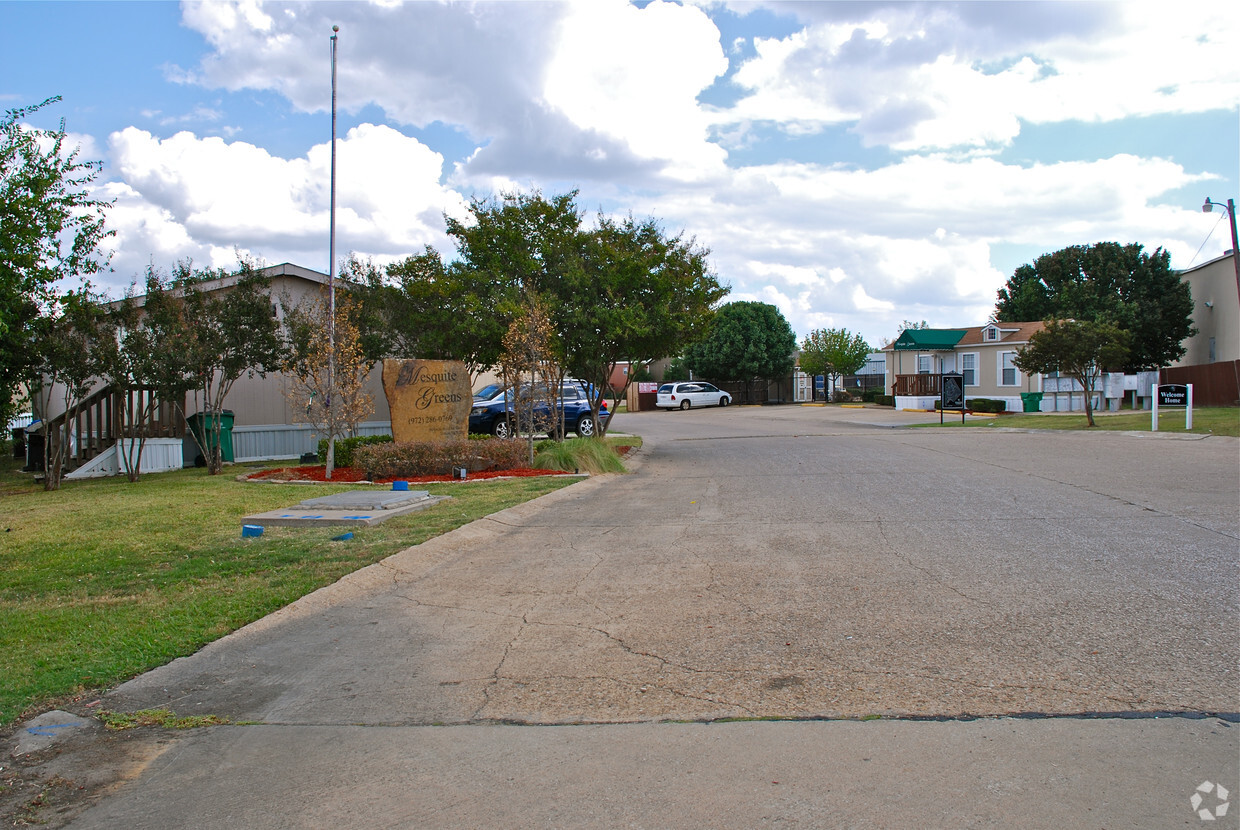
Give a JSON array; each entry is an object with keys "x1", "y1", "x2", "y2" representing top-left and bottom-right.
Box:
[{"x1": 1202, "y1": 197, "x2": 1240, "y2": 309}]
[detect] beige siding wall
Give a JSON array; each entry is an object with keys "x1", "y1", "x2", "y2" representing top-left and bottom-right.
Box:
[{"x1": 1174, "y1": 254, "x2": 1239, "y2": 366}]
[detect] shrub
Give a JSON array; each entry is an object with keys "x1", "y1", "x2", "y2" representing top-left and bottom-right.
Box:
[
  {"x1": 355, "y1": 438, "x2": 529, "y2": 479},
  {"x1": 832, "y1": 390, "x2": 853, "y2": 403},
  {"x1": 861, "y1": 387, "x2": 884, "y2": 403},
  {"x1": 317, "y1": 434, "x2": 392, "y2": 468},
  {"x1": 533, "y1": 438, "x2": 626, "y2": 475},
  {"x1": 875, "y1": 395, "x2": 895, "y2": 407},
  {"x1": 962, "y1": 398, "x2": 1007, "y2": 413}
]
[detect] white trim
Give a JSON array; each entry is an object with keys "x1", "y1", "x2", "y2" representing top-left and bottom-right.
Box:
[
  {"x1": 960, "y1": 352, "x2": 978, "y2": 386},
  {"x1": 997, "y1": 351, "x2": 1021, "y2": 386}
]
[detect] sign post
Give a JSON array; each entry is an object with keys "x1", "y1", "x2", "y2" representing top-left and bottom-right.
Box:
[
  {"x1": 1152, "y1": 383, "x2": 1193, "y2": 432},
  {"x1": 940, "y1": 371, "x2": 965, "y2": 425}
]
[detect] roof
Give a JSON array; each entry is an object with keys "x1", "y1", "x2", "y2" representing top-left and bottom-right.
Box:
[
  {"x1": 890, "y1": 329, "x2": 967, "y2": 351},
  {"x1": 955, "y1": 321, "x2": 1045, "y2": 346}
]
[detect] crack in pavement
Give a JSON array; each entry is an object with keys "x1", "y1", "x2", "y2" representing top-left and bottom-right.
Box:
[{"x1": 875, "y1": 520, "x2": 990, "y2": 605}]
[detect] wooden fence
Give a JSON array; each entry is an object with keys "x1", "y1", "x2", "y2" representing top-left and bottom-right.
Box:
[{"x1": 1161, "y1": 360, "x2": 1240, "y2": 407}]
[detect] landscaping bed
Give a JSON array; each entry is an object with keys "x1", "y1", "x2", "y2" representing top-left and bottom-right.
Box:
[{"x1": 244, "y1": 465, "x2": 572, "y2": 484}]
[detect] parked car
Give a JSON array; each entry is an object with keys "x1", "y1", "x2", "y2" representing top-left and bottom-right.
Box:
[
  {"x1": 656, "y1": 382, "x2": 732, "y2": 410},
  {"x1": 472, "y1": 382, "x2": 510, "y2": 403},
  {"x1": 469, "y1": 381, "x2": 609, "y2": 438}
]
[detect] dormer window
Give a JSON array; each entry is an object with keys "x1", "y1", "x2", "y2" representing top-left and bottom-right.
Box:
[{"x1": 983, "y1": 326, "x2": 999, "y2": 341}]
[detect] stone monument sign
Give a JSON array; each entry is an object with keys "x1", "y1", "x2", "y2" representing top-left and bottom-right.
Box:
[{"x1": 382, "y1": 359, "x2": 472, "y2": 443}]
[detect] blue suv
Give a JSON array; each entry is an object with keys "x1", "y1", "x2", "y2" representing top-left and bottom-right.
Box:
[{"x1": 469, "y1": 381, "x2": 608, "y2": 439}]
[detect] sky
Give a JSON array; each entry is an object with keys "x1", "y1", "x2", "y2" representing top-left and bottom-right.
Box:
[{"x1": 3, "y1": 0, "x2": 1238, "y2": 348}]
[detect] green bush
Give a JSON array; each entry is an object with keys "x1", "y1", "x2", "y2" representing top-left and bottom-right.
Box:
[
  {"x1": 861, "y1": 387, "x2": 885, "y2": 403},
  {"x1": 960, "y1": 398, "x2": 1008, "y2": 413},
  {"x1": 355, "y1": 438, "x2": 529, "y2": 479},
  {"x1": 875, "y1": 395, "x2": 895, "y2": 407},
  {"x1": 317, "y1": 434, "x2": 393, "y2": 468},
  {"x1": 533, "y1": 438, "x2": 626, "y2": 475}
]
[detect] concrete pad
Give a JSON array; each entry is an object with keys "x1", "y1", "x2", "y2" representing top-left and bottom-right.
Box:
[
  {"x1": 294, "y1": 490, "x2": 432, "y2": 510},
  {"x1": 241, "y1": 493, "x2": 449, "y2": 528},
  {"x1": 12, "y1": 710, "x2": 92, "y2": 757}
]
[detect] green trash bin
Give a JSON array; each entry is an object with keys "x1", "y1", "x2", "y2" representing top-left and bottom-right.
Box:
[
  {"x1": 1020, "y1": 392, "x2": 1044, "y2": 413},
  {"x1": 187, "y1": 410, "x2": 235, "y2": 464}
]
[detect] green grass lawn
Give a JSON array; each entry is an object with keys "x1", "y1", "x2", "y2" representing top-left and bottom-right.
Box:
[
  {"x1": 925, "y1": 406, "x2": 1239, "y2": 437},
  {"x1": 0, "y1": 455, "x2": 592, "y2": 726}
]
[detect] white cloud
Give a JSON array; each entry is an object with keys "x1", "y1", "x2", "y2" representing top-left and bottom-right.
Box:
[
  {"x1": 542, "y1": 0, "x2": 729, "y2": 177},
  {"x1": 636, "y1": 150, "x2": 1209, "y2": 344},
  {"x1": 99, "y1": 123, "x2": 464, "y2": 292},
  {"x1": 721, "y1": 2, "x2": 1240, "y2": 151}
]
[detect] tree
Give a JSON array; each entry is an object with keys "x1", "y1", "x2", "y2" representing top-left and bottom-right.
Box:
[
  {"x1": 1, "y1": 97, "x2": 112, "y2": 429},
  {"x1": 140, "y1": 260, "x2": 285, "y2": 474},
  {"x1": 95, "y1": 292, "x2": 166, "y2": 482},
  {"x1": 341, "y1": 250, "x2": 505, "y2": 384},
  {"x1": 994, "y1": 242, "x2": 1194, "y2": 370},
  {"x1": 28, "y1": 289, "x2": 108, "y2": 490},
  {"x1": 1013, "y1": 318, "x2": 1130, "y2": 427},
  {"x1": 498, "y1": 296, "x2": 560, "y2": 462},
  {"x1": 799, "y1": 328, "x2": 870, "y2": 401},
  {"x1": 561, "y1": 213, "x2": 726, "y2": 436},
  {"x1": 685, "y1": 301, "x2": 796, "y2": 400},
  {"x1": 283, "y1": 291, "x2": 375, "y2": 479}
]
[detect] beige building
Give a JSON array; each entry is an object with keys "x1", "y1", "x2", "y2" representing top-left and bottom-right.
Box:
[
  {"x1": 1172, "y1": 251, "x2": 1239, "y2": 367},
  {"x1": 33, "y1": 263, "x2": 395, "y2": 474},
  {"x1": 883, "y1": 322, "x2": 1057, "y2": 411}
]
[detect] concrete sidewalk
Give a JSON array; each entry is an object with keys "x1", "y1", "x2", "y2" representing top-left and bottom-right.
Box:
[{"x1": 67, "y1": 717, "x2": 1238, "y2": 829}]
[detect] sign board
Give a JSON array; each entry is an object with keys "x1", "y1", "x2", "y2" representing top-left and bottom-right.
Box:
[
  {"x1": 637, "y1": 382, "x2": 658, "y2": 393},
  {"x1": 940, "y1": 372, "x2": 964, "y2": 410},
  {"x1": 1157, "y1": 384, "x2": 1188, "y2": 407},
  {"x1": 940, "y1": 371, "x2": 965, "y2": 424},
  {"x1": 1152, "y1": 383, "x2": 1193, "y2": 432},
  {"x1": 382, "y1": 359, "x2": 471, "y2": 443}
]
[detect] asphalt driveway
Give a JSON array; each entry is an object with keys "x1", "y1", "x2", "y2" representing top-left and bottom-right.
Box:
[{"x1": 60, "y1": 405, "x2": 1240, "y2": 827}]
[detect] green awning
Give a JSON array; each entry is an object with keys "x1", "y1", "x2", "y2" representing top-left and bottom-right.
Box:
[{"x1": 891, "y1": 329, "x2": 967, "y2": 351}]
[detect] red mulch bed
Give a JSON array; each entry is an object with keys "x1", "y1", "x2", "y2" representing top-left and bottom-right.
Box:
[{"x1": 245, "y1": 465, "x2": 572, "y2": 484}]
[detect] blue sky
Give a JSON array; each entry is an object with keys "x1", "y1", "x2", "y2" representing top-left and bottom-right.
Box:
[{"x1": 3, "y1": 0, "x2": 1237, "y2": 347}]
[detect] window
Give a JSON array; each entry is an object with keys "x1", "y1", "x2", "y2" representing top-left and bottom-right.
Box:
[
  {"x1": 983, "y1": 326, "x2": 999, "y2": 341},
  {"x1": 917, "y1": 355, "x2": 931, "y2": 374},
  {"x1": 960, "y1": 353, "x2": 977, "y2": 386},
  {"x1": 999, "y1": 352, "x2": 1019, "y2": 386}
]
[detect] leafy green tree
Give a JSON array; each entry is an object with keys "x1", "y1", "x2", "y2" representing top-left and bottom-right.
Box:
[
  {"x1": 561, "y1": 214, "x2": 726, "y2": 435},
  {"x1": 1, "y1": 97, "x2": 112, "y2": 429},
  {"x1": 94, "y1": 293, "x2": 164, "y2": 482},
  {"x1": 1013, "y1": 318, "x2": 1130, "y2": 427},
  {"x1": 28, "y1": 288, "x2": 109, "y2": 490},
  {"x1": 342, "y1": 250, "x2": 506, "y2": 384},
  {"x1": 140, "y1": 260, "x2": 286, "y2": 474},
  {"x1": 799, "y1": 328, "x2": 870, "y2": 401},
  {"x1": 994, "y1": 242, "x2": 1194, "y2": 370},
  {"x1": 663, "y1": 356, "x2": 690, "y2": 382},
  {"x1": 686, "y1": 301, "x2": 796, "y2": 399}
]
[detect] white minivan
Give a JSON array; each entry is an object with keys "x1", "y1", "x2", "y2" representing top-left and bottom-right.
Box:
[{"x1": 656, "y1": 382, "x2": 732, "y2": 410}]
